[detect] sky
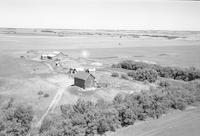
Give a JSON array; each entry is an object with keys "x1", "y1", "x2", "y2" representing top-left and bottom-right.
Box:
[{"x1": 0, "y1": 0, "x2": 200, "y2": 30}]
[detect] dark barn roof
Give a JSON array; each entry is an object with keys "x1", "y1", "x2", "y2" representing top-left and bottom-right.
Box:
[{"x1": 74, "y1": 71, "x2": 95, "y2": 80}]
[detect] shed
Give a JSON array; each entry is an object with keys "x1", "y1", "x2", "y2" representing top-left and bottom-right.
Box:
[{"x1": 74, "y1": 71, "x2": 95, "y2": 89}]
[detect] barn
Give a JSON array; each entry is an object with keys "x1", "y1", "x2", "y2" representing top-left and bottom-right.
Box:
[{"x1": 74, "y1": 71, "x2": 95, "y2": 89}]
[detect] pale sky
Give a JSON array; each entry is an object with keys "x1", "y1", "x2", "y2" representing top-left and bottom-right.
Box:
[{"x1": 0, "y1": 0, "x2": 200, "y2": 30}]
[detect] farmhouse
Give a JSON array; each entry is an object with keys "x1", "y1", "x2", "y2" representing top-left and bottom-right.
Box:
[{"x1": 74, "y1": 71, "x2": 96, "y2": 89}]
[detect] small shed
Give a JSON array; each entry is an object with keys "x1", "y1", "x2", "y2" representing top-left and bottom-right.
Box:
[{"x1": 74, "y1": 71, "x2": 95, "y2": 89}]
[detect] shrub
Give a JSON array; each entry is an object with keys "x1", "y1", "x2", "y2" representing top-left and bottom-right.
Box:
[
  {"x1": 38, "y1": 91, "x2": 44, "y2": 95},
  {"x1": 111, "y1": 72, "x2": 119, "y2": 77},
  {"x1": 97, "y1": 108, "x2": 120, "y2": 134},
  {"x1": 43, "y1": 93, "x2": 49, "y2": 98},
  {"x1": 172, "y1": 99, "x2": 186, "y2": 110},
  {"x1": 115, "y1": 104, "x2": 137, "y2": 127},
  {"x1": 158, "y1": 80, "x2": 170, "y2": 88}
]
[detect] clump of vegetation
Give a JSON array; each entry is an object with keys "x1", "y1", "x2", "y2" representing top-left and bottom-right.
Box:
[
  {"x1": 112, "y1": 60, "x2": 150, "y2": 70},
  {"x1": 113, "y1": 60, "x2": 200, "y2": 81},
  {"x1": 20, "y1": 55, "x2": 25, "y2": 59},
  {"x1": 0, "y1": 99, "x2": 34, "y2": 136},
  {"x1": 158, "y1": 80, "x2": 171, "y2": 88},
  {"x1": 43, "y1": 93, "x2": 49, "y2": 98},
  {"x1": 111, "y1": 72, "x2": 119, "y2": 77},
  {"x1": 128, "y1": 68, "x2": 158, "y2": 83},
  {"x1": 38, "y1": 91, "x2": 44, "y2": 95}
]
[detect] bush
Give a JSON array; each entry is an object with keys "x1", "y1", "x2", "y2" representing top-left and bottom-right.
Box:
[
  {"x1": 158, "y1": 80, "x2": 170, "y2": 88},
  {"x1": 128, "y1": 68, "x2": 158, "y2": 83},
  {"x1": 115, "y1": 104, "x2": 137, "y2": 127},
  {"x1": 43, "y1": 93, "x2": 49, "y2": 98},
  {"x1": 38, "y1": 91, "x2": 44, "y2": 95},
  {"x1": 172, "y1": 99, "x2": 186, "y2": 110},
  {"x1": 111, "y1": 72, "x2": 119, "y2": 77}
]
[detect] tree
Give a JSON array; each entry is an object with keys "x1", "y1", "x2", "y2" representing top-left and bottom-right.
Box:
[{"x1": 0, "y1": 101, "x2": 34, "y2": 136}]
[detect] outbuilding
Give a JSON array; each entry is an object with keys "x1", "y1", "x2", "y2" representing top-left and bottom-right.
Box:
[
  {"x1": 74, "y1": 71, "x2": 95, "y2": 89},
  {"x1": 41, "y1": 51, "x2": 65, "y2": 60}
]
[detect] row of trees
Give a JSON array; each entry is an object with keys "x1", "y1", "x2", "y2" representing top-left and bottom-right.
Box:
[
  {"x1": 39, "y1": 80, "x2": 200, "y2": 136},
  {"x1": 112, "y1": 60, "x2": 200, "y2": 81}
]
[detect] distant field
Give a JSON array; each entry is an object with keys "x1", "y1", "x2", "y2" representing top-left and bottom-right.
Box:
[
  {"x1": 0, "y1": 28, "x2": 200, "y2": 68},
  {"x1": 63, "y1": 45, "x2": 200, "y2": 68},
  {"x1": 0, "y1": 28, "x2": 200, "y2": 50}
]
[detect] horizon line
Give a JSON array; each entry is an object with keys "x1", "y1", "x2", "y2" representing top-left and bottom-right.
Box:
[{"x1": 0, "y1": 27, "x2": 200, "y2": 32}]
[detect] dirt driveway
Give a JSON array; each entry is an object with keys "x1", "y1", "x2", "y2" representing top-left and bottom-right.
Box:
[{"x1": 36, "y1": 74, "x2": 73, "y2": 128}]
